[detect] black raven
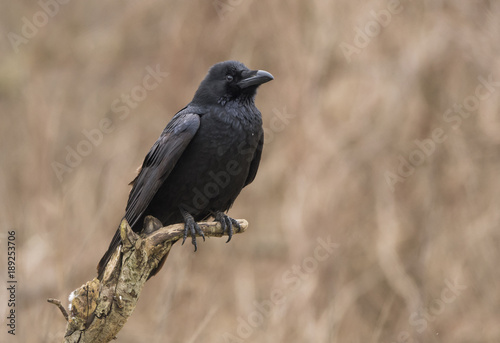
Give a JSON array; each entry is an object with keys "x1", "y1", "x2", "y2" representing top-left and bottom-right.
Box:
[{"x1": 97, "y1": 61, "x2": 273, "y2": 279}]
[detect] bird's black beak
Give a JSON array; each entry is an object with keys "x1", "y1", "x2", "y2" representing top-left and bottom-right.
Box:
[{"x1": 238, "y1": 70, "x2": 274, "y2": 89}]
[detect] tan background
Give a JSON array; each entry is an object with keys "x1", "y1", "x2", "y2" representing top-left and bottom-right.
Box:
[{"x1": 1, "y1": 1, "x2": 499, "y2": 342}]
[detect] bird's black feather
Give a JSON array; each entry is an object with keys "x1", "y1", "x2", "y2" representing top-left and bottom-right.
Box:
[{"x1": 97, "y1": 61, "x2": 273, "y2": 279}]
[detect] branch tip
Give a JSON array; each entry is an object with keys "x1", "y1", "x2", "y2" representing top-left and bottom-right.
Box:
[{"x1": 47, "y1": 298, "x2": 69, "y2": 321}]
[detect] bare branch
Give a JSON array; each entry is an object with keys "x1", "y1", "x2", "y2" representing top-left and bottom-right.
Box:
[
  {"x1": 47, "y1": 298, "x2": 69, "y2": 321},
  {"x1": 50, "y1": 218, "x2": 248, "y2": 343}
]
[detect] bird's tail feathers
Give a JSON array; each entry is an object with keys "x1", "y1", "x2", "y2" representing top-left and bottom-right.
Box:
[{"x1": 97, "y1": 227, "x2": 122, "y2": 280}]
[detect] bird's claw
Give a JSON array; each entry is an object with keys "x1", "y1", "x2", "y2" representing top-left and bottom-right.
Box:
[
  {"x1": 180, "y1": 210, "x2": 205, "y2": 251},
  {"x1": 214, "y1": 212, "x2": 241, "y2": 243}
]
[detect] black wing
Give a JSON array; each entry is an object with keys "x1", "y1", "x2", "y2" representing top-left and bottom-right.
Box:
[
  {"x1": 125, "y1": 111, "x2": 200, "y2": 229},
  {"x1": 97, "y1": 111, "x2": 199, "y2": 278},
  {"x1": 244, "y1": 133, "x2": 264, "y2": 187}
]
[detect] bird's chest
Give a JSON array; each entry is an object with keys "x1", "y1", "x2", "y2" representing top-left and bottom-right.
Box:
[
  {"x1": 153, "y1": 107, "x2": 263, "y2": 217},
  {"x1": 194, "y1": 108, "x2": 262, "y2": 165}
]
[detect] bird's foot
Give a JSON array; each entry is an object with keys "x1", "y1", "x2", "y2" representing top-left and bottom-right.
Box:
[
  {"x1": 142, "y1": 215, "x2": 163, "y2": 235},
  {"x1": 180, "y1": 209, "x2": 205, "y2": 251},
  {"x1": 214, "y1": 212, "x2": 241, "y2": 243}
]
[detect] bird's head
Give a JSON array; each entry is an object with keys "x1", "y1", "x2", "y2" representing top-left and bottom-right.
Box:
[{"x1": 191, "y1": 60, "x2": 273, "y2": 106}]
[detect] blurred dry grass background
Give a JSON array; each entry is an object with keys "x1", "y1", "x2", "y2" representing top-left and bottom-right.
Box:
[{"x1": 1, "y1": 0, "x2": 500, "y2": 342}]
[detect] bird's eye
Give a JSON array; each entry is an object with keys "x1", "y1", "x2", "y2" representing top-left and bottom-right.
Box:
[{"x1": 226, "y1": 75, "x2": 233, "y2": 82}]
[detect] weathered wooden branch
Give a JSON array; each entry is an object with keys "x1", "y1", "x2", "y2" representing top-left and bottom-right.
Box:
[{"x1": 48, "y1": 217, "x2": 248, "y2": 343}]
